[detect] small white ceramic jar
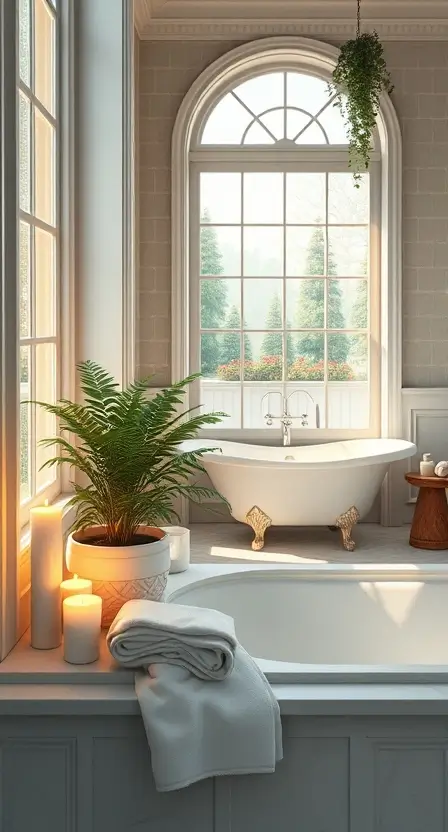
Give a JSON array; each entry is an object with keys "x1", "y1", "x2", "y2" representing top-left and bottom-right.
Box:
[{"x1": 161, "y1": 526, "x2": 190, "y2": 573}]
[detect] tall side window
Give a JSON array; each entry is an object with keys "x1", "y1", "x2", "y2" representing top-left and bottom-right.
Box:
[
  {"x1": 189, "y1": 70, "x2": 380, "y2": 437},
  {"x1": 18, "y1": 0, "x2": 60, "y2": 517}
]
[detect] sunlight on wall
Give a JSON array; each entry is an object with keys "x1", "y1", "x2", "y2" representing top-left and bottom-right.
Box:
[{"x1": 360, "y1": 581, "x2": 424, "y2": 627}]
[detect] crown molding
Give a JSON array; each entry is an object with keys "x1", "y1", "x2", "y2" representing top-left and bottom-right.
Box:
[
  {"x1": 134, "y1": 0, "x2": 153, "y2": 36},
  {"x1": 137, "y1": 18, "x2": 448, "y2": 40}
]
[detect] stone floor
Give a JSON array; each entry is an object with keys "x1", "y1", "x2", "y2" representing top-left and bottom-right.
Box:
[{"x1": 189, "y1": 522, "x2": 448, "y2": 564}]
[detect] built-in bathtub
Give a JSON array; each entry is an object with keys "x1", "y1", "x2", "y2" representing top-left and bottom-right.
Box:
[
  {"x1": 167, "y1": 563, "x2": 448, "y2": 685},
  {"x1": 180, "y1": 438, "x2": 416, "y2": 549}
]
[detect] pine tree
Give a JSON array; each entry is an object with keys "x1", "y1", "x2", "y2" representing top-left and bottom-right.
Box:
[
  {"x1": 260, "y1": 292, "x2": 295, "y2": 365},
  {"x1": 219, "y1": 305, "x2": 252, "y2": 366},
  {"x1": 295, "y1": 227, "x2": 349, "y2": 363},
  {"x1": 200, "y1": 209, "x2": 228, "y2": 376},
  {"x1": 349, "y1": 275, "x2": 368, "y2": 370}
]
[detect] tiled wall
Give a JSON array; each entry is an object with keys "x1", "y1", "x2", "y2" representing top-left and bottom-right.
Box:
[{"x1": 138, "y1": 39, "x2": 448, "y2": 388}]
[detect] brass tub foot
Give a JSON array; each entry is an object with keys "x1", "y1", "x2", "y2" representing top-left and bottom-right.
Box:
[
  {"x1": 334, "y1": 506, "x2": 360, "y2": 552},
  {"x1": 245, "y1": 506, "x2": 272, "y2": 551}
]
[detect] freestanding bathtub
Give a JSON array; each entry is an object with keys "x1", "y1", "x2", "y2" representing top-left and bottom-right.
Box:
[
  {"x1": 180, "y1": 438, "x2": 416, "y2": 551},
  {"x1": 167, "y1": 563, "x2": 448, "y2": 684}
]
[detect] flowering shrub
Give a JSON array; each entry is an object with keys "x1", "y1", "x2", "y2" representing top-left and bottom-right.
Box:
[{"x1": 217, "y1": 356, "x2": 356, "y2": 382}]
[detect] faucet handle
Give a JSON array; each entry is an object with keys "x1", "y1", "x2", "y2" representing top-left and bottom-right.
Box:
[{"x1": 264, "y1": 413, "x2": 274, "y2": 426}]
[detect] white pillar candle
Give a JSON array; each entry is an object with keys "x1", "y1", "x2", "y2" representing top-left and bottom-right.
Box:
[
  {"x1": 63, "y1": 594, "x2": 102, "y2": 664},
  {"x1": 161, "y1": 526, "x2": 190, "y2": 574},
  {"x1": 30, "y1": 502, "x2": 63, "y2": 649},
  {"x1": 60, "y1": 574, "x2": 93, "y2": 603}
]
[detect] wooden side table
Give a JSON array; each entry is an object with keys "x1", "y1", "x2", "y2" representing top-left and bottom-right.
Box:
[{"x1": 405, "y1": 472, "x2": 448, "y2": 550}]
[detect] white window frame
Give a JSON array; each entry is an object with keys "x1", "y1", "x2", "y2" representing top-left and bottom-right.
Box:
[
  {"x1": 18, "y1": 0, "x2": 63, "y2": 524},
  {"x1": 172, "y1": 37, "x2": 402, "y2": 519},
  {"x1": 0, "y1": 0, "x2": 74, "y2": 659},
  {"x1": 189, "y1": 156, "x2": 381, "y2": 442}
]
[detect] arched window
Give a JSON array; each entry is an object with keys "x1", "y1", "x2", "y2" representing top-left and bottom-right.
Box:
[{"x1": 172, "y1": 38, "x2": 401, "y2": 447}]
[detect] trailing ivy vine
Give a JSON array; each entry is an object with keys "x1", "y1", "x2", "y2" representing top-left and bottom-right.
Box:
[{"x1": 329, "y1": 0, "x2": 393, "y2": 185}]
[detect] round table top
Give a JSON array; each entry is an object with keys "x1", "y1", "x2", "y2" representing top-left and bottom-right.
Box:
[{"x1": 405, "y1": 472, "x2": 448, "y2": 488}]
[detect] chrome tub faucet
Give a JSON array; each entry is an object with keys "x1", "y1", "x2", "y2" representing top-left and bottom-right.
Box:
[{"x1": 261, "y1": 391, "x2": 320, "y2": 446}]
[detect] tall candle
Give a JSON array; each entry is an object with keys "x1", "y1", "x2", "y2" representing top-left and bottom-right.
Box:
[
  {"x1": 30, "y1": 502, "x2": 63, "y2": 649},
  {"x1": 60, "y1": 574, "x2": 92, "y2": 603},
  {"x1": 63, "y1": 595, "x2": 102, "y2": 664}
]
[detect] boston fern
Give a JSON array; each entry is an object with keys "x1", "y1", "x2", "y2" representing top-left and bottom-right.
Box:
[
  {"x1": 37, "y1": 361, "x2": 227, "y2": 546},
  {"x1": 329, "y1": 28, "x2": 393, "y2": 184}
]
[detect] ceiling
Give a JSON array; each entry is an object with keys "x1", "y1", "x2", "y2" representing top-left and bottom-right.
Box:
[{"x1": 134, "y1": 0, "x2": 448, "y2": 39}]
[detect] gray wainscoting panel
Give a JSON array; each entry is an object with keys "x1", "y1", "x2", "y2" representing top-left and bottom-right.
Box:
[
  {"x1": 1, "y1": 716, "x2": 448, "y2": 831},
  {"x1": 0, "y1": 736, "x2": 76, "y2": 832}
]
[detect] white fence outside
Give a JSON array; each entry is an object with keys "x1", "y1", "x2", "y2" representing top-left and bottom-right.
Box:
[{"x1": 200, "y1": 380, "x2": 369, "y2": 430}]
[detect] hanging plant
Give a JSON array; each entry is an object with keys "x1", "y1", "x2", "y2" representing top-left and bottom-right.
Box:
[{"x1": 329, "y1": 0, "x2": 393, "y2": 184}]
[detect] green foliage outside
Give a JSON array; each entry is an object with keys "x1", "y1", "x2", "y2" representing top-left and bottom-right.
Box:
[
  {"x1": 200, "y1": 211, "x2": 228, "y2": 376},
  {"x1": 295, "y1": 227, "x2": 349, "y2": 364},
  {"x1": 260, "y1": 293, "x2": 295, "y2": 365},
  {"x1": 35, "y1": 361, "x2": 227, "y2": 546}
]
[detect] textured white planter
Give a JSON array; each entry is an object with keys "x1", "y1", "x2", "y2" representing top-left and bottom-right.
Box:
[{"x1": 66, "y1": 526, "x2": 170, "y2": 628}]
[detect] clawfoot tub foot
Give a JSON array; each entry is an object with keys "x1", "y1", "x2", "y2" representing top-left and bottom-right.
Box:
[
  {"x1": 334, "y1": 506, "x2": 360, "y2": 552},
  {"x1": 245, "y1": 506, "x2": 272, "y2": 551}
]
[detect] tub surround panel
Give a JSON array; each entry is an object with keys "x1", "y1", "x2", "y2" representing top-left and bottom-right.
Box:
[{"x1": 2, "y1": 714, "x2": 448, "y2": 830}]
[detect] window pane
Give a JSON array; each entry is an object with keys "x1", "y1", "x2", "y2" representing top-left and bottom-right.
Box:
[
  {"x1": 296, "y1": 122, "x2": 327, "y2": 145},
  {"x1": 329, "y1": 279, "x2": 368, "y2": 330},
  {"x1": 20, "y1": 347, "x2": 31, "y2": 502},
  {"x1": 200, "y1": 378, "x2": 241, "y2": 429},
  {"x1": 35, "y1": 227, "x2": 56, "y2": 336},
  {"x1": 200, "y1": 279, "x2": 240, "y2": 330},
  {"x1": 201, "y1": 94, "x2": 251, "y2": 144},
  {"x1": 286, "y1": 173, "x2": 325, "y2": 224},
  {"x1": 287, "y1": 73, "x2": 330, "y2": 115},
  {"x1": 234, "y1": 73, "x2": 284, "y2": 116},
  {"x1": 287, "y1": 279, "x2": 325, "y2": 330},
  {"x1": 35, "y1": 0, "x2": 55, "y2": 114},
  {"x1": 200, "y1": 173, "x2": 241, "y2": 224},
  {"x1": 35, "y1": 342, "x2": 57, "y2": 492},
  {"x1": 244, "y1": 384, "x2": 284, "y2": 430},
  {"x1": 244, "y1": 333, "x2": 283, "y2": 381},
  {"x1": 328, "y1": 173, "x2": 369, "y2": 224},
  {"x1": 244, "y1": 173, "x2": 283, "y2": 224},
  {"x1": 328, "y1": 334, "x2": 368, "y2": 381},
  {"x1": 200, "y1": 226, "x2": 240, "y2": 276},
  {"x1": 286, "y1": 383, "x2": 326, "y2": 428},
  {"x1": 35, "y1": 109, "x2": 55, "y2": 225},
  {"x1": 204, "y1": 332, "x2": 240, "y2": 380},
  {"x1": 243, "y1": 280, "x2": 283, "y2": 330},
  {"x1": 243, "y1": 227, "x2": 283, "y2": 276},
  {"x1": 19, "y1": 93, "x2": 31, "y2": 212},
  {"x1": 318, "y1": 103, "x2": 350, "y2": 144},
  {"x1": 328, "y1": 384, "x2": 369, "y2": 429},
  {"x1": 243, "y1": 121, "x2": 275, "y2": 145},
  {"x1": 286, "y1": 227, "x2": 326, "y2": 277},
  {"x1": 286, "y1": 109, "x2": 312, "y2": 142},
  {"x1": 295, "y1": 332, "x2": 324, "y2": 375},
  {"x1": 259, "y1": 110, "x2": 285, "y2": 142},
  {"x1": 328, "y1": 227, "x2": 368, "y2": 276},
  {"x1": 19, "y1": 0, "x2": 31, "y2": 85},
  {"x1": 19, "y1": 222, "x2": 31, "y2": 337}
]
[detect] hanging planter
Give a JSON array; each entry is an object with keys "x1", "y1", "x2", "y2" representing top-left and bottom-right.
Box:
[{"x1": 329, "y1": 0, "x2": 393, "y2": 184}]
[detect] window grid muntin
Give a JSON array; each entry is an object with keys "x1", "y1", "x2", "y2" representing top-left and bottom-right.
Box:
[
  {"x1": 196, "y1": 163, "x2": 372, "y2": 431},
  {"x1": 18, "y1": 0, "x2": 60, "y2": 512},
  {"x1": 199, "y1": 70, "x2": 346, "y2": 147}
]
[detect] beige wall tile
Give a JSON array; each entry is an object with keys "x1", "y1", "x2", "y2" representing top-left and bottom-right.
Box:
[{"x1": 137, "y1": 37, "x2": 448, "y2": 388}]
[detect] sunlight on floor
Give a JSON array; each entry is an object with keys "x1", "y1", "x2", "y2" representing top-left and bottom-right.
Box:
[{"x1": 210, "y1": 545, "x2": 327, "y2": 564}]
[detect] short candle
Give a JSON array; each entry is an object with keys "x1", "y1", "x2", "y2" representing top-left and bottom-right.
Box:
[
  {"x1": 60, "y1": 574, "x2": 93, "y2": 603},
  {"x1": 63, "y1": 594, "x2": 102, "y2": 665}
]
